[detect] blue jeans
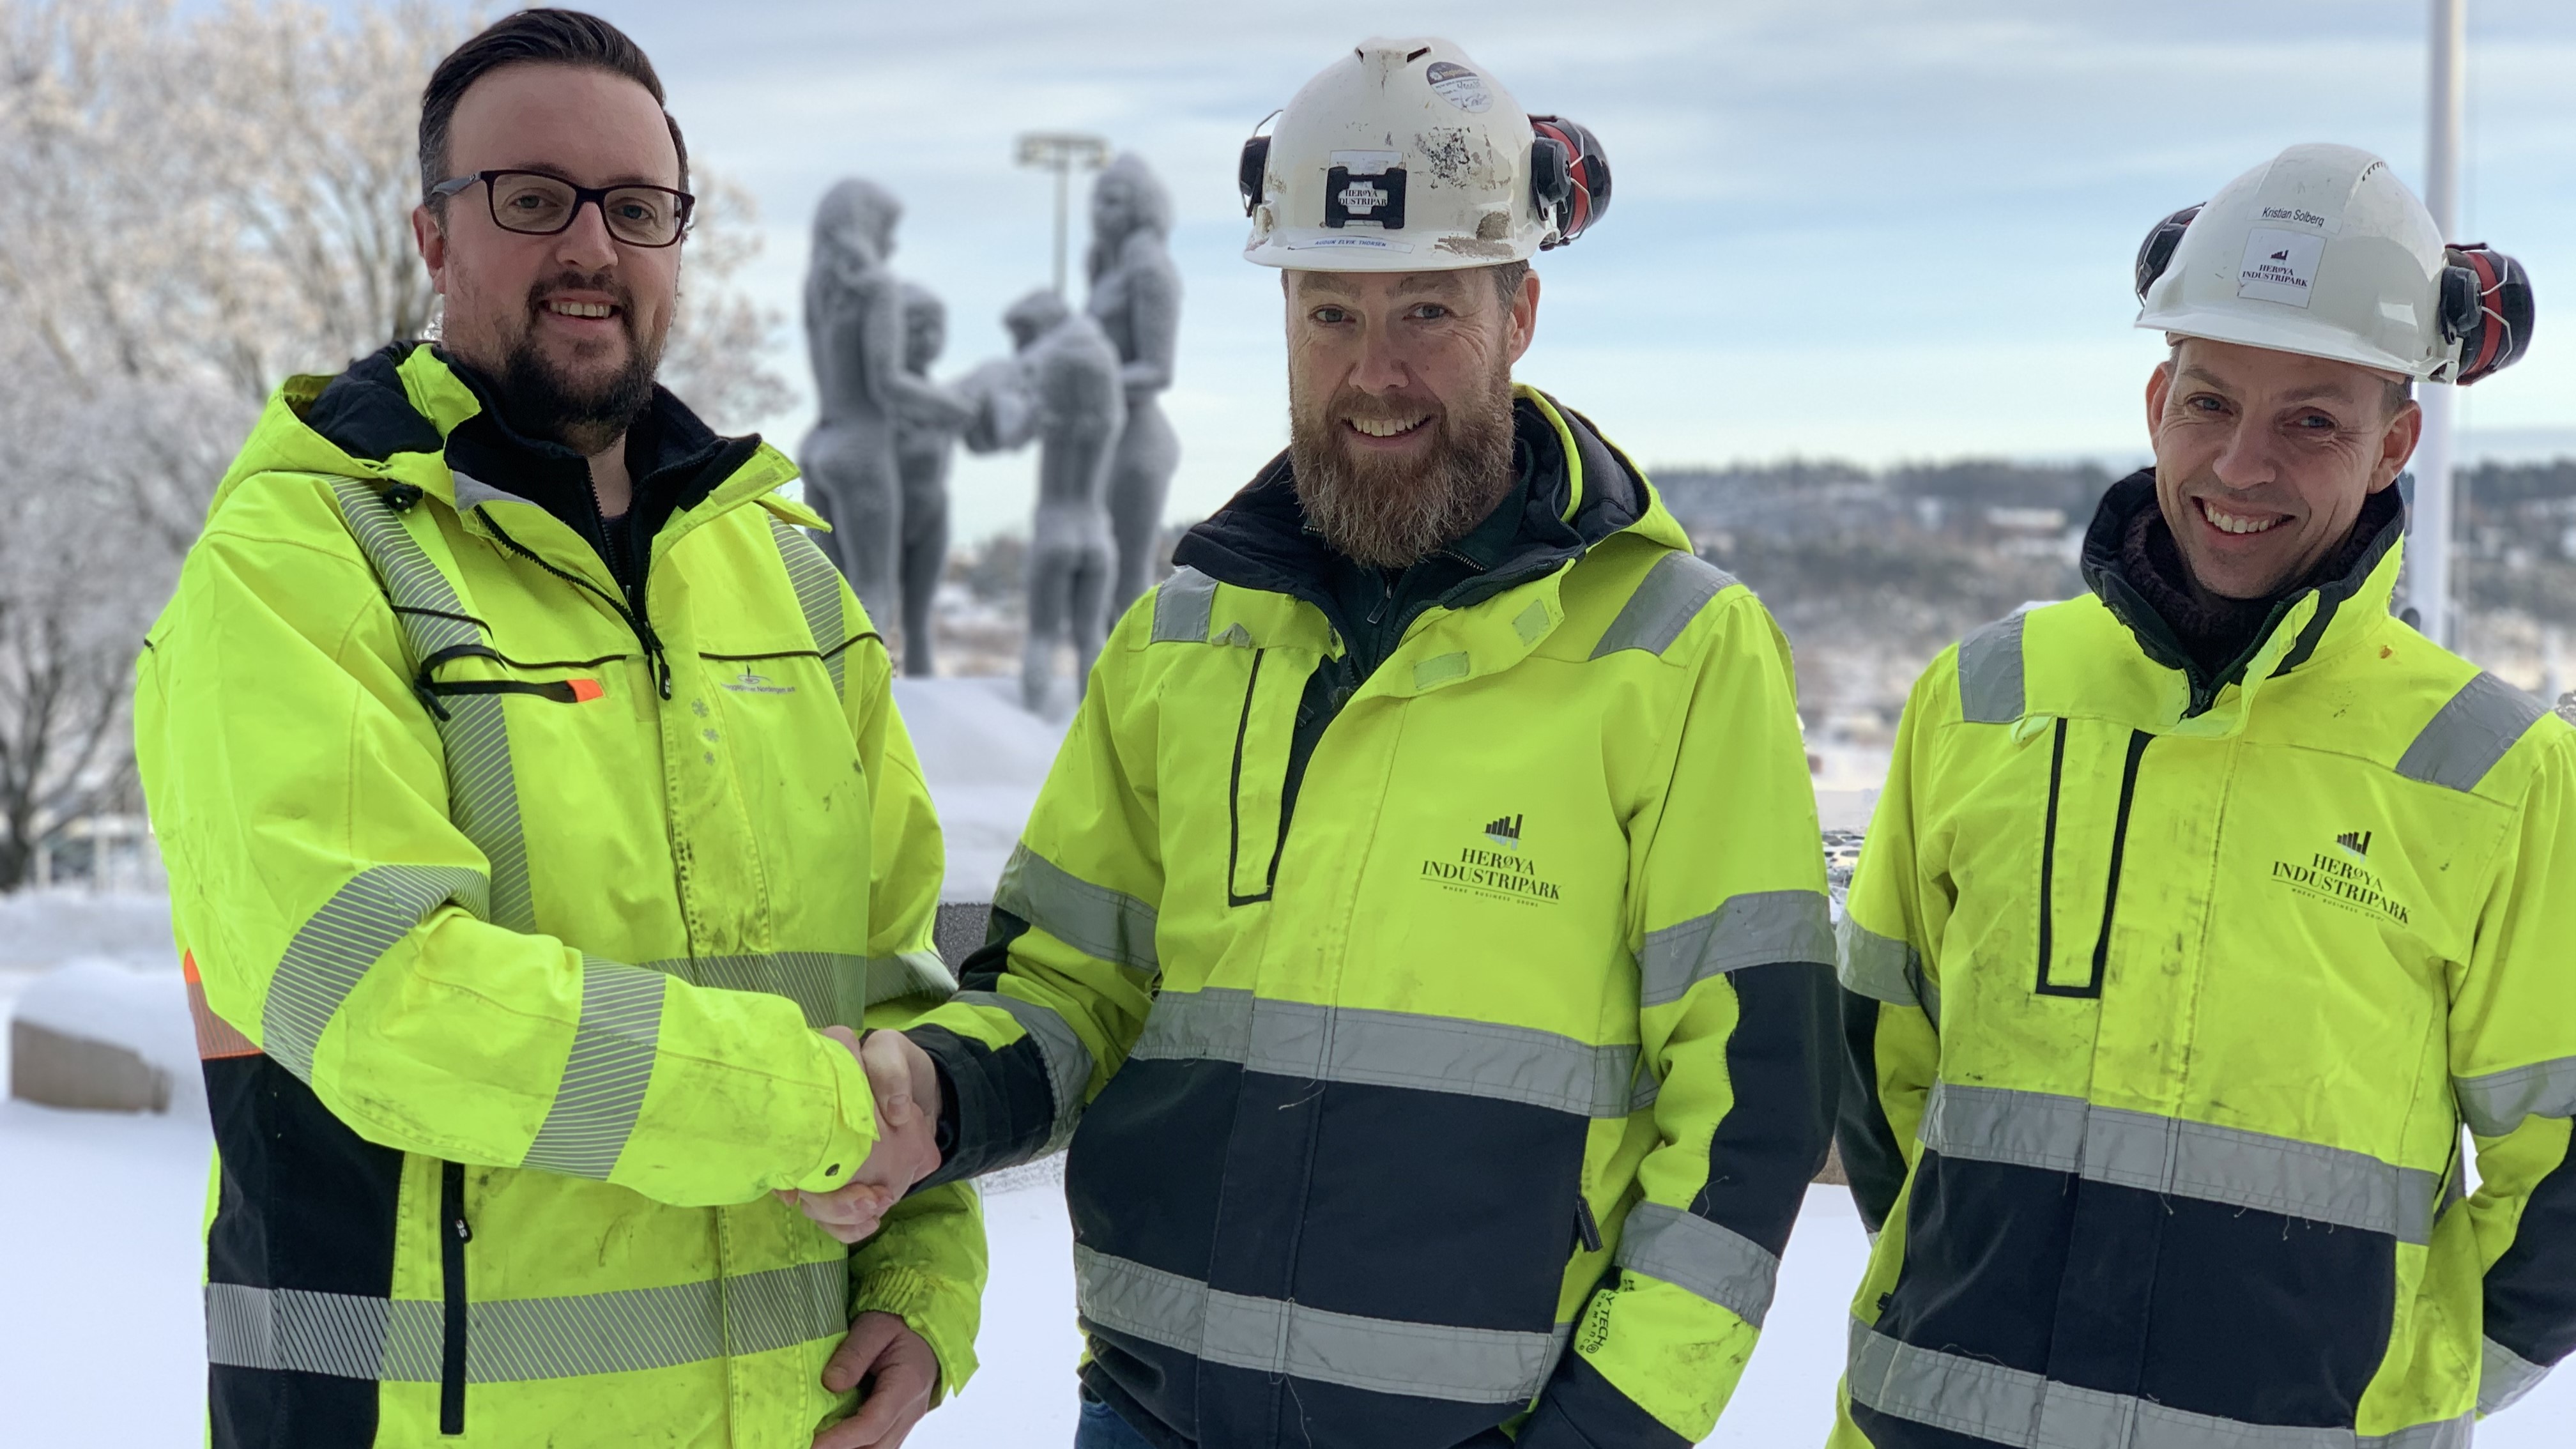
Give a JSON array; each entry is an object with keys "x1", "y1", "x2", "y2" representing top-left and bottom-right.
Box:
[{"x1": 1075, "y1": 1395, "x2": 1158, "y2": 1449}]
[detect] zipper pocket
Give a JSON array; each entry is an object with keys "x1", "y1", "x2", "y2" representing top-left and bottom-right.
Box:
[
  {"x1": 2036, "y1": 726, "x2": 2151, "y2": 999},
  {"x1": 440, "y1": 1160, "x2": 470, "y2": 1436}
]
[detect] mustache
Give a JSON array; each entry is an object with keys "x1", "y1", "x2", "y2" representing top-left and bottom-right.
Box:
[{"x1": 526, "y1": 270, "x2": 636, "y2": 332}]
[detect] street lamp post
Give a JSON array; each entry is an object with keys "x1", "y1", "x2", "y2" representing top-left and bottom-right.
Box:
[
  {"x1": 1015, "y1": 132, "x2": 1111, "y2": 297},
  {"x1": 2411, "y1": 0, "x2": 2467, "y2": 647}
]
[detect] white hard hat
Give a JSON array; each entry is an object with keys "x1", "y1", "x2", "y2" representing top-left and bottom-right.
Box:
[
  {"x1": 2133, "y1": 142, "x2": 2533, "y2": 385},
  {"x1": 1238, "y1": 36, "x2": 1609, "y2": 271}
]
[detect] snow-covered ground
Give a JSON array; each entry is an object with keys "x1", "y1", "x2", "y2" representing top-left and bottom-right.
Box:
[
  {"x1": 892, "y1": 676, "x2": 1067, "y2": 901},
  {"x1": 5, "y1": 760, "x2": 2574, "y2": 1445}
]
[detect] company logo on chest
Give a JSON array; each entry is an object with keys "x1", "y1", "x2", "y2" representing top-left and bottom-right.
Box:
[
  {"x1": 1420, "y1": 812, "x2": 1563, "y2": 906},
  {"x1": 2270, "y1": 829, "x2": 2411, "y2": 926}
]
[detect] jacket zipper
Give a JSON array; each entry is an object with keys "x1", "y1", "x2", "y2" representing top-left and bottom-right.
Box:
[
  {"x1": 2087, "y1": 731, "x2": 2154, "y2": 988},
  {"x1": 1225, "y1": 649, "x2": 1276, "y2": 907},
  {"x1": 2033, "y1": 720, "x2": 2069, "y2": 994},
  {"x1": 1572, "y1": 1195, "x2": 1603, "y2": 1254},
  {"x1": 480, "y1": 512, "x2": 673, "y2": 700},
  {"x1": 2036, "y1": 726, "x2": 2151, "y2": 999},
  {"x1": 440, "y1": 1159, "x2": 470, "y2": 1435}
]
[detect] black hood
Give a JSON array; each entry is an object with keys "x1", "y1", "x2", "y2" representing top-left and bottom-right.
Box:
[
  {"x1": 1173, "y1": 390, "x2": 1648, "y2": 607},
  {"x1": 2080, "y1": 467, "x2": 2405, "y2": 717},
  {"x1": 302, "y1": 342, "x2": 762, "y2": 599}
]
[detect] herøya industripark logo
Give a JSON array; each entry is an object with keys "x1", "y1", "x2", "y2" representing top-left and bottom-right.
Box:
[
  {"x1": 2271, "y1": 829, "x2": 2408, "y2": 925},
  {"x1": 721, "y1": 668, "x2": 793, "y2": 696},
  {"x1": 1422, "y1": 812, "x2": 1562, "y2": 905}
]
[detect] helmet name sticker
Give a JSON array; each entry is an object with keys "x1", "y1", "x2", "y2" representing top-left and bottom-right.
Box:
[
  {"x1": 2259, "y1": 204, "x2": 2338, "y2": 233},
  {"x1": 2237, "y1": 227, "x2": 2326, "y2": 309},
  {"x1": 1287, "y1": 235, "x2": 1414, "y2": 254},
  {"x1": 1425, "y1": 60, "x2": 1493, "y2": 114}
]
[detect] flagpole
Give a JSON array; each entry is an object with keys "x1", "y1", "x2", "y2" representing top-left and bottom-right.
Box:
[{"x1": 2411, "y1": 0, "x2": 2466, "y2": 647}]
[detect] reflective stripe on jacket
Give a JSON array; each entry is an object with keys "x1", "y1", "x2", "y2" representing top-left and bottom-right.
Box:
[
  {"x1": 910, "y1": 390, "x2": 1836, "y2": 1448},
  {"x1": 1833, "y1": 479, "x2": 2576, "y2": 1448},
  {"x1": 136, "y1": 344, "x2": 983, "y2": 1447}
]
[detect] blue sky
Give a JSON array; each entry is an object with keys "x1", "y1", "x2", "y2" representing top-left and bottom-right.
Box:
[{"x1": 407, "y1": 1, "x2": 2576, "y2": 540}]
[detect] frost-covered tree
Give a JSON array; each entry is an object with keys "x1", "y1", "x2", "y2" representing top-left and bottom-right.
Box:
[{"x1": 0, "y1": 0, "x2": 788, "y2": 886}]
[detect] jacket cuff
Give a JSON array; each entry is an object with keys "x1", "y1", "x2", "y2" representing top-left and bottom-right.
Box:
[
  {"x1": 851, "y1": 1263, "x2": 979, "y2": 1401},
  {"x1": 793, "y1": 1033, "x2": 877, "y2": 1193},
  {"x1": 1516, "y1": 1352, "x2": 1691, "y2": 1449},
  {"x1": 906, "y1": 1023, "x2": 1055, "y2": 1188}
]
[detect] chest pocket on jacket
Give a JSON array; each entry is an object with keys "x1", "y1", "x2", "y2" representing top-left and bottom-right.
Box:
[
  {"x1": 1225, "y1": 648, "x2": 1315, "y2": 905},
  {"x1": 2035, "y1": 719, "x2": 2154, "y2": 997}
]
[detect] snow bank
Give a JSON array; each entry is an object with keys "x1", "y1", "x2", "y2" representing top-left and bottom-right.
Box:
[
  {"x1": 0, "y1": 888, "x2": 175, "y2": 969},
  {"x1": 10, "y1": 957, "x2": 202, "y2": 1117},
  {"x1": 892, "y1": 677, "x2": 1068, "y2": 901}
]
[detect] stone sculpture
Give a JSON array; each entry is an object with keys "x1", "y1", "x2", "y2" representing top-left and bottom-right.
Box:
[
  {"x1": 1085, "y1": 153, "x2": 1184, "y2": 616},
  {"x1": 965, "y1": 289, "x2": 1126, "y2": 715},
  {"x1": 890, "y1": 283, "x2": 977, "y2": 677},
  {"x1": 799, "y1": 179, "x2": 965, "y2": 660}
]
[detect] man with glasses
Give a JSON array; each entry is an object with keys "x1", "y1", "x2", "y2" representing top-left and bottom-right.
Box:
[{"x1": 134, "y1": 10, "x2": 976, "y2": 1447}]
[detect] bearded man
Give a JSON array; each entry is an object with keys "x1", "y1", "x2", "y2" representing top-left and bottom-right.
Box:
[
  {"x1": 134, "y1": 11, "x2": 974, "y2": 1447},
  {"x1": 801, "y1": 38, "x2": 1839, "y2": 1449}
]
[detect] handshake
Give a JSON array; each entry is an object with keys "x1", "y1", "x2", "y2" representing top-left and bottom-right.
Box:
[{"x1": 779, "y1": 1026, "x2": 945, "y2": 1243}]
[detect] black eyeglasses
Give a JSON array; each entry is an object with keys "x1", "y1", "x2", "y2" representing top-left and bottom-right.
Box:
[{"x1": 427, "y1": 169, "x2": 694, "y2": 248}]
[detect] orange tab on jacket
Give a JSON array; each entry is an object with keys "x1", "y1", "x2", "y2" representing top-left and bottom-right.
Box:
[{"x1": 183, "y1": 950, "x2": 263, "y2": 1061}]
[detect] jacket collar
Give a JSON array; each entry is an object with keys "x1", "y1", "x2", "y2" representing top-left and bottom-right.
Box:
[
  {"x1": 1173, "y1": 384, "x2": 1648, "y2": 613},
  {"x1": 2069, "y1": 467, "x2": 2405, "y2": 723},
  {"x1": 259, "y1": 342, "x2": 799, "y2": 588}
]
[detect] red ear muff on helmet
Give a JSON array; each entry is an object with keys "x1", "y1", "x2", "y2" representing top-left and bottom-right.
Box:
[
  {"x1": 2133, "y1": 204, "x2": 2204, "y2": 302},
  {"x1": 1529, "y1": 115, "x2": 1609, "y2": 249},
  {"x1": 2439, "y1": 243, "x2": 2534, "y2": 385}
]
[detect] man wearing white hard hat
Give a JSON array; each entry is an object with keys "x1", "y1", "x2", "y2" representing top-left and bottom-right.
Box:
[
  {"x1": 1834, "y1": 143, "x2": 2575, "y2": 1447},
  {"x1": 815, "y1": 36, "x2": 1839, "y2": 1449}
]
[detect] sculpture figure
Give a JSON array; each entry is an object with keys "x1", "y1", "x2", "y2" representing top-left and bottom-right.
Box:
[
  {"x1": 890, "y1": 283, "x2": 977, "y2": 677},
  {"x1": 966, "y1": 289, "x2": 1125, "y2": 715},
  {"x1": 799, "y1": 179, "x2": 962, "y2": 656},
  {"x1": 1085, "y1": 153, "x2": 1184, "y2": 617}
]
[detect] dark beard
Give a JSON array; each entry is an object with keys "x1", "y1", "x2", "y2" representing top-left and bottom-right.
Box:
[
  {"x1": 1288, "y1": 371, "x2": 1517, "y2": 569},
  {"x1": 491, "y1": 271, "x2": 663, "y2": 456}
]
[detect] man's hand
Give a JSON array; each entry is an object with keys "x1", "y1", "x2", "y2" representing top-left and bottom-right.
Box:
[
  {"x1": 781, "y1": 1026, "x2": 945, "y2": 1244},
  {"x1": 813, "y1": 1311, "x2": 939, "y2": 1449}
]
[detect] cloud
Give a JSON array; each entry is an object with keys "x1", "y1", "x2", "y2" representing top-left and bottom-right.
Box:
[{"x1": 545, "y1": 0, "x2": 2576, "y2": 539}]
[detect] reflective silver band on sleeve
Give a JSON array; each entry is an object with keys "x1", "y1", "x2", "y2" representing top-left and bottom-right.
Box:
[
  {"x1": 1075, "y1": 1245, "x2": 1565, "y2": 1405},
  {"x1": 958, "y1": 988, "x2": 1096, "y2": 1149},
  {"x1": 1836, "y1": 912, "x2": 1934, "y2": 1023},
  {"x1": 2455, "y1": 1055, "x2": 2576, "y2": 1138},
  {"x1": 994, "y1": 842, "x2": 1159, "y2": 973},
  {"x1": 1918, "y1": 1082, "x2": 2440, "y2": 1245},
  {"x1": 1956, "y1": 613, "x2": 2027, "y2": 724},
  {"x1": 259, "y1": 865, "x2": 493, "y2": 1080},
  {"x1": 768, "y1": 514, "x2": 850, "y2": 700},
  {"x1": 2395, "y1": 671, "x2": 2547, "y2": 793},
  {"x1": 1846, "y1": 1318, "x2": 2469, "y2": 1448},
  {"x1": 206, "y1": 1258, "x2": 847, "y2": 1383},
  {"x1": 2480, "y1": 1335, "x2": 2551, "y2": 1416},
  {"x1": 1591, "y1": 550, "x2": 1737, "y2": 659},
  {"x1": 1638, "y1": 890, "x2": 1833, "y2": 1009},
  {"x1": 1130, "y1": 987, "x2": 1638, "y2": 1120},
  {"x1": 1613, "y1": 1201, "x2": 1782, "y2": 1330},
  {"x1": 1151, "y1": 566, "x2": 1219, "y2": 643},
  {"x1": 520, "y1": 958, "x2": 668, "y2": 1179}
]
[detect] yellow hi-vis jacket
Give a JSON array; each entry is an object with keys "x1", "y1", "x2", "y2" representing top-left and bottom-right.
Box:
[
  {"x1": 1835, "y1": 473, "x2": 2576, "y2": 1449},
  {"x1": 134, "y1": 344, "x2": 982, "y2": 1447},
  {"x1": 901, "y1": 390, "x2": 1838, "y2": 1448}
]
